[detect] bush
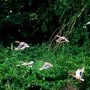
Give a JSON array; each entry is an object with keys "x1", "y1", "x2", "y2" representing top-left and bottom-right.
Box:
[{"x1": 0, "y1": 43, "x2": 90, "y2": 89}]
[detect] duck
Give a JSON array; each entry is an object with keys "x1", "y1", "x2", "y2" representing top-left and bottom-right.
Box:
[
  {"x1": 55, "y1": 35, "x2": 69, "y2": 43},
  {"x1": 15, "y1": 41, "x2": 29, "y2": 50},
  {"x1": 16, "y1": 61, "x2": 34, "y2": 67},
  {"x1": 69, "y1": 67, "x2": 84, "y2": 82},
  {"x1": 39, "y1": 62, "x2": 53, "y2": 70}
]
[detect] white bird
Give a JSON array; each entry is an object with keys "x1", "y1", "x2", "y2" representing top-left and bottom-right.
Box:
[
  {"x1": 15, "y1": 41, "x2": 29, "y2": 51},
  {"x1": 39, "y1": 62, "x2": 53, "y2": 70},
  {"x1": 55, "y1": 35, "x2": 69, "y2": 43},
  {"x1": 69, "y1": 67, "x2": 84, "y2": 82},
  {"x1": 16, "y1": 61, "x2": 34, "y2": 67}
]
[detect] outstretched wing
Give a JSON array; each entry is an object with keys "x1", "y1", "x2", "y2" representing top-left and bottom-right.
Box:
[
  {"x1": 76, "y1": 67, "x2": 84, "y2": 79},
  {"x1": 79, "y1": 67, "x2": 84, "y2": 77},
  {"x1": 80, "y1": 67, "x2": 84, "y2": 73},
  {"x1": 76, "y1": 69, "x2": 81, "y2": 78}
]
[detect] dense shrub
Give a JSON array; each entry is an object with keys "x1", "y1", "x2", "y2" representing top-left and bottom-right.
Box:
[{"x1": 0, "y1": 43, "x2": 90, "y2": 89}]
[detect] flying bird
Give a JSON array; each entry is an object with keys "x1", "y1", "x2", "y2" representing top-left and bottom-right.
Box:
[
  {"x1": 39, "y1": 62, "x2": 53, "y2": 70},
  {"x1": 15, "y1": 41, "x2": 29, "y2": 50},
  {"x1": 69, "y1": 67, "x2": 84, "y2": 82},
  {"x1": 55, "y1": 35, "x2": 69, "y2": 43},
  {"x1": 16, "y1": 61, "x2": 34, "y2": 67}
]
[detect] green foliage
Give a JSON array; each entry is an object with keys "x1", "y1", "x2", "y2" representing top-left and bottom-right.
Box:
[
  {"x1": 0, "y1": 43, "x2": 90, "y2": 89},
  {"x1": 0, "y1": 0, "x2": 90, "y2": 46},
  {"x1": 0, "y1": 0, "x2": 90, "y2": 89}
]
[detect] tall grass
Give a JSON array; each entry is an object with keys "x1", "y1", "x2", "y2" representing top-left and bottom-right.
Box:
[{"x1": 0, "y1": 43, "x2": 90, "y2": 90}]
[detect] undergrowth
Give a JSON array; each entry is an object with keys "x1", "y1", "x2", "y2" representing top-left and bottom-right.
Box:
[{"x1": 0, "y1": 43, "x2": 90, "y2": 90}]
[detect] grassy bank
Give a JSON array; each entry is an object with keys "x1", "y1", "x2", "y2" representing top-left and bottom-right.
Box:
[{"x1": 0, "y1": 43, "x2": 90, "y2": 90}]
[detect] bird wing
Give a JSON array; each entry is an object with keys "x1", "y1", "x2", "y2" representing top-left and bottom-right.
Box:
[
  {"x1": 80, "y1": 67, "x2": 84, "y2": 73},
  {"x1": 39, "y1": 62, "x2": 53, "y2": 70},
  {"x1": 25, "y1": 43, "x2": 29, "y2": 47},
  {"x1": 79, "y1": 67, "x2": 84, "y2": 77},
  {"x1": 76, "y1": 69, "x2": 81, "y2": 78}
]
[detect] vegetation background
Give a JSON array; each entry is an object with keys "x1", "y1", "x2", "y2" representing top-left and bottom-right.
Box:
[{"x1": 0, "y1": 0, "x2": 90, "y2": 90}]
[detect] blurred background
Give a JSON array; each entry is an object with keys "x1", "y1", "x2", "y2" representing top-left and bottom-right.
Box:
[{"x1": 0, "y1": 0, "x2": 90, "y2": 47}]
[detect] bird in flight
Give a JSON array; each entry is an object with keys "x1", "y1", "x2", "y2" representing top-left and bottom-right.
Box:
[
  {"x1": 39, "y1": 62, "x2": 53, "y2": 70},
  {"x1": 55, "y1": 35, "x2": 69, "y2": 43},
  {"x1": 15, "y1": 41, "x2": 29, "y2": 50},
  {"x1": 69, "y1": 67, "x2": 84, "y2": 82}
]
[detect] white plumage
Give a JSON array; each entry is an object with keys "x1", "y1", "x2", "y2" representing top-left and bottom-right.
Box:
[
  {"x1": 75, "y1": 67, "x2": 84, "y2": 81},
  {"x1": 15, "y1": 41, "x2": 29, "y2": 50},
  {"x1": 39, "y1": 62, "x2": 53, "y2": 70},
  {"x1": 86, "y1": 21, "x2": 90, "y2": 25},
  {"x1": 55, "y1": 35, "x2": 69, "y2": 43},
  {"x1": 69, "y1": 67, "x2": 84, "y2": 82},
  {"x1": 16, "y1": 61, "x2": 34, "y2": 67}
]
